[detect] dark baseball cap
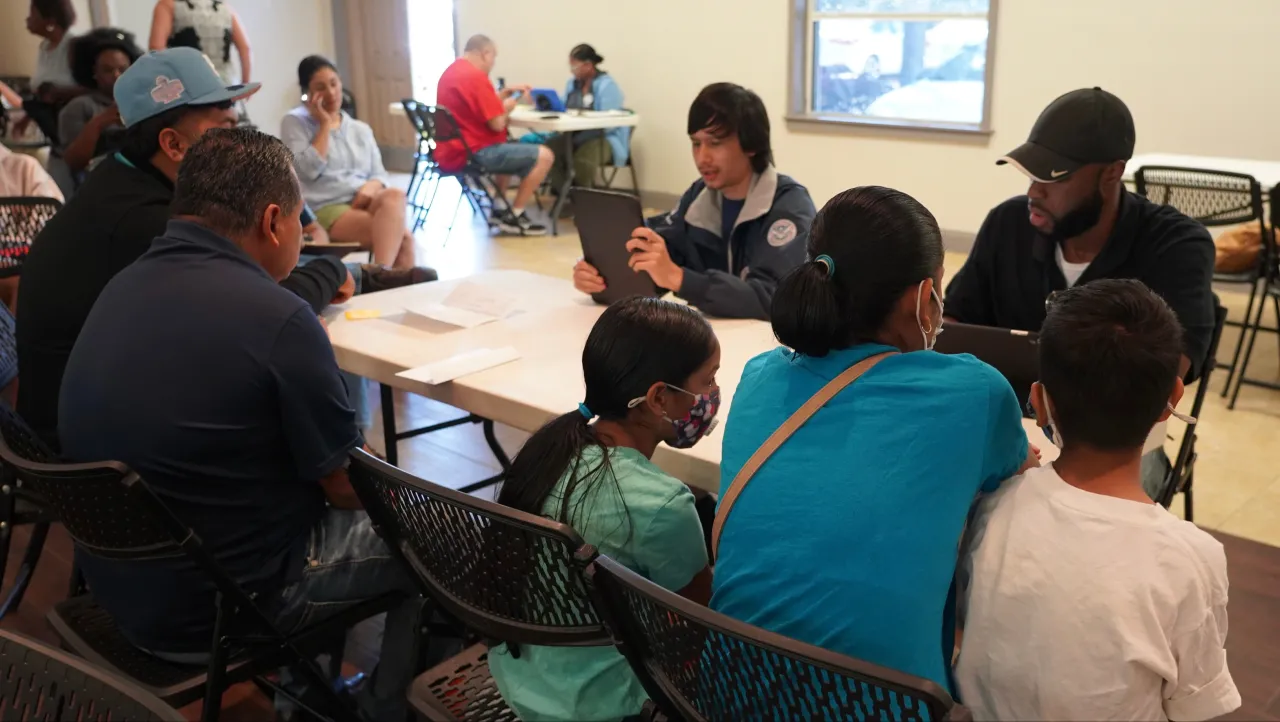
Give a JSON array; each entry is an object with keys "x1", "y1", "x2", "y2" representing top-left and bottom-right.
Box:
[
  {"x1": 114, "y1": 48, "x2": 260, "y2": 128},
  {"x1": 997, "y1": 87, "x2": 1135, "y2": 183}
]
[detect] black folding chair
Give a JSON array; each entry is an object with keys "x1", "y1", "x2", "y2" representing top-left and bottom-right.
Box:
[
  {"x1": 587, "y1": 555, "x2": 971, "y2": 722},
  {"x1": 420, "y1": 105, "x2": 521, "y2": 239},
  {"x1": 0, "y1": 628, "x2": 185, "y2": 720},
  {"x1": 0, "y1": 441, "x2": 401, "y2": 722},
  {"x1": 1133, "y1": 166, "x2": 1273, "y2": 401},
  {"x1": 1157, "y1": 301, "x2": 1229, "y2": 520},
  {"x1": 0, "y1": 402, "x2": 58, "y2": 622},
  {"x1": 348, "y1": 449, "x2": 612, "y2": 721},
  {"x1": 400, "y1": 99, "x2": 441, "y2": 231},
  {"x1": 0, "y1": 197, "x2": 62, "y2": 277}
]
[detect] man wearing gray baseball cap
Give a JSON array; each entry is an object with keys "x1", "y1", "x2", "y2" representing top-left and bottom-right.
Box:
[{"x1": 20, "y1": 48, "x2": 342, "y2": 446}]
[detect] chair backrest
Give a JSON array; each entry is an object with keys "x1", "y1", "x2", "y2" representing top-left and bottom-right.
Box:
[
  {"x1": 426, "y1": 106, "x2": 472, "y2": 155},
  {"x1": 0, "y1": 627, "x2": 184, "y2": 720},
  {"x1": 1158, "y1": 299, "x2": 1229, "y2": 508},
  {"x1": 587, "y1": 555, "x2": 969, "y2": 722},
  {"x1": 341, "y1": 88, "x2": 358, "y2": 119},
  {"x1": 0, "y1": 197, "x2": 62, "y2": 278},
  {"x1": 401, "y1": 98, "x2": 429, "y2": 138},
  {"x1": 0, "y1": 437, "x2": 178, "y2": 561},
  {"x1": 348, "y1": 449, "x2": 610, "y2": 647},
  {"x1": 1134, "y1": 166, "x2": 1267, "y2": 236}
]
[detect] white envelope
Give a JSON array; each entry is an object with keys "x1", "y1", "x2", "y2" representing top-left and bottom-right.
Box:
[{"x1": 396, "y1": 347, "x2": 521, "y2": 385}]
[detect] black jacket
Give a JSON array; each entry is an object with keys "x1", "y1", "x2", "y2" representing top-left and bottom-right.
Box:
[
  {"x1": 17, "y1": 154, "x2": 346, "y2": 445},
  {"x1": 648, "y1": 167, "x2": 816, "y2": 320},
  {"x1": 945, "y1": 191, "x2": 1216, "y2": 380}
]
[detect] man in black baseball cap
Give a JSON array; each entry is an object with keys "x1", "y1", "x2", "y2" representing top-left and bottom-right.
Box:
[{"x1": 945, "y1": 87, "x2": 1215, "y2": 500}]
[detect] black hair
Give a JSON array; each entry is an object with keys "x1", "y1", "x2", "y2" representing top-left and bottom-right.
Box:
[
  {"x1": 772, "y1": 186, "x2": 943, "y2": 357},
  {"x1": 70, "y1": 27, "x2": 142, "y2": 90},
  {"x1": 498, "y1": 297, "x2": 715, "y2": 532},
  {"x1": 297, "y1": 54, "x2": 338, "y2": 93},
  {"x1": 1039, "y1": 279, "x2": 1183, "y2": 451},
  {"x1": 570, "y1": 43, "x2": 604, "y2": 65},
  {"x1": 687, "y1": 82, "x2": 772, "y2": 174},
  {"x1": 31, "y1": 0, "x2": 75, "y2": 30},
  {"x1": 117, "y1": 100, "x2": 234, "y2": 161},
  {"x1": 171, "y1": 127, "x2": 301, "y2": 237}
]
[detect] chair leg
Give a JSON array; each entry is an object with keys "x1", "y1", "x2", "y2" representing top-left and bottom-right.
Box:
[
  {"x1": 202, "y1": 593, "x2": 231, "y2": 722},
  {"x1": 1184, "y1": 471, "x2": 1194, "y2": 523},
  {"x1": 1228, "y1": 277, "x2": 1272, "y2": 409},
  {"x1": 0, "y1": 520, "x2": 48, "y2": 619},
  {"x1": 445, "y1": 194, "x2": 464, "y2": 245},
  {"x1": 0, "y1": 480, "x2": 15, "y2": 609},
  {"x1": 1221, "y1": 276, "x2": 1261, "y2": 397}
]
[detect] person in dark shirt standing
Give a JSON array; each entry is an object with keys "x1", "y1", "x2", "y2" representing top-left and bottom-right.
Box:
[
  {"x1": 572, "y1": 83, "x2": 816, "y2": 320},
  {"x1": 944, "y1": 87, "x2": 1216, "y2": 499},
  {"x1": 59, "y1": 127, "x2": 419, "y2": 722}
]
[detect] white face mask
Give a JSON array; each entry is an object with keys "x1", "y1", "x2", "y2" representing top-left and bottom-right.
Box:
[
  {"x1": 915, "y1": 280, "x2": 944, "y2": 351},
  {"x1": 1039, "y1": 386, "x2": 1196, "y2": 452}
]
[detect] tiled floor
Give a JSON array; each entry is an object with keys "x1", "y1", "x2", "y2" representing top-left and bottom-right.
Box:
[{"x1": 391, "y1": 174, "x2": 1280, "y2": 547}]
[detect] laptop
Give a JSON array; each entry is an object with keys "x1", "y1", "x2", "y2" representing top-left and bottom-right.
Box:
[
  {"x1": 934, "y1": 322, "x2": 1040, "y2": 413},
  {"x1": 529, "y1": 88, "x2": 565, "y2": 112},
  {"x1": 571, "y1": 188, "x2": 659, "y2": 305}
]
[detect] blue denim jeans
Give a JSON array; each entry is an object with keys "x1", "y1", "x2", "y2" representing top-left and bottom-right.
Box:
[{"x1": 272, "y1": 509, "x2": 420, "y2": 722}]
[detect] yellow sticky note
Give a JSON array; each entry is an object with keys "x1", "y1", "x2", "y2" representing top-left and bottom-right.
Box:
[{"x1": 344, "y1": 309, "x2": 382, "y2": 321}]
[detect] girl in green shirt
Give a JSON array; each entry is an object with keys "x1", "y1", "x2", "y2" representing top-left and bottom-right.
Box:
[{"x1": 493, "y1": 296, "x2": 720, "y2": 721}]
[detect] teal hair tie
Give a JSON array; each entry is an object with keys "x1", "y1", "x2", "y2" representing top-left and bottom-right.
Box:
[
  {"x1": 578, "y1": 403, "x2": 593, "y2": 420},
  {"x1": 814, "y1": 254, "x2": 835, "y2": 279}
]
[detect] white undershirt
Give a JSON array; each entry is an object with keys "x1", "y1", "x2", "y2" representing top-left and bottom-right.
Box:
[
  {"x1": 1055, "y1": 243, "x2": 1091, "y2": 288},
  {"x1": 956, "y1": 465, "x2": 1241, "y2": 721}
]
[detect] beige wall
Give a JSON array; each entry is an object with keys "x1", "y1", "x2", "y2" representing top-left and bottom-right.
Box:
[
  {"x1": 104, "y1": 0, "x2": 335, "y2": 137},
  {"x1": 0, "y1": 0, "x2": 335, "y2": 139},
  {"x1": 457, "y1": 0, "x2": 1280, "y2": 235},
  {"x1": 0, "y1": 0, "x2": 94, "y2": 76}
]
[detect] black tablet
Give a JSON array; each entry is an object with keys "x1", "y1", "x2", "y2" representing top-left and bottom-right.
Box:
[
  {"x1": 934, "y1": 322, "x2": 1040, "y2": 413},
  {"x1": 571, "y1": 188, "x2": 660, "y2": 305}
]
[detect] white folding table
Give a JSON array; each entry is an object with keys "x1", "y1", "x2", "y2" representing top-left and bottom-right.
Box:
[{"x1": 325, "y1": 270, "x2": 1155, "y2": 493}]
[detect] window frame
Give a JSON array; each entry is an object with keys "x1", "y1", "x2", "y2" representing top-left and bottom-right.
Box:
[{"x1": 786, "y1": 0, "x2": 999, "y2": 135}]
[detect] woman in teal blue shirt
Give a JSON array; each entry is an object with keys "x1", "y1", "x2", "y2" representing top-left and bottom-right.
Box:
[
  {"x1": 493, "y1": 297, "x2": 719, "y2": 721},
  {"x1": 711, "y1": 186, "x2": 1037, "y2": 695}
]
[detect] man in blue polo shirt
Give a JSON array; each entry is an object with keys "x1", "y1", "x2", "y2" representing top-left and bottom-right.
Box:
[{"x1": 58, "y1": 128, "x2": 418, "y2": 722}]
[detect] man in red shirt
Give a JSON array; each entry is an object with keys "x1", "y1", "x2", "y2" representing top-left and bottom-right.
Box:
[{"x1": 437, "y1": 35, "x2": 552, "y2": 236}]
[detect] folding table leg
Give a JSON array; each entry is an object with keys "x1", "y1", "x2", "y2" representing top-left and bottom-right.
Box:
[{"x1": 380, "y1": 383, "x2": 398, "y2": 466}]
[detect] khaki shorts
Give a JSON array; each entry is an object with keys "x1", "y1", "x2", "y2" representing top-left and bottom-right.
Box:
[{"x1": 314, "y1": 203, "x2": 352, "y2": 231}]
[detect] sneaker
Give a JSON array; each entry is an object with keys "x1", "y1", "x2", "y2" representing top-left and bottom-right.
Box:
[{"x1": 495, "y1": 210, "x2": 548, "y2": 236}]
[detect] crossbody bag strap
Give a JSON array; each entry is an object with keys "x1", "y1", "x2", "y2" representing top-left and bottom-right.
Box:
[{"x1": 710, "y1": 351, "x2": 896, "y2": 562}]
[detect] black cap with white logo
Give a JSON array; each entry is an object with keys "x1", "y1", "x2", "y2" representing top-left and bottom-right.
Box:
[{"x1": 997, "y1": 87, "x2": 1135, "y2": 183}]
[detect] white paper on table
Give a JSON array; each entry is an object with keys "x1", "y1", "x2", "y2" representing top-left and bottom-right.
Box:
[
  {"x1": 403, "y1": 281, "x2": 521, "y2": 328},
  {"x1": 396, "y1": 346, "x2": 521, "y2": 385}
]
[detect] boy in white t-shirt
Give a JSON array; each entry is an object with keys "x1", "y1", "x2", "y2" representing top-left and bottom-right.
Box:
[{"x1": 956, "y1": 279, "x2": 1240, "y2": 721}]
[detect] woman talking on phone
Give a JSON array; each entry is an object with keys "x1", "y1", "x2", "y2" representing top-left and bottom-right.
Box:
[
  {"x1": 710, "y1": 186, "x2": 1039, "y2": 696},
  {"x1": 281, "y1": 55, "x2": 415, "y2": 269}
]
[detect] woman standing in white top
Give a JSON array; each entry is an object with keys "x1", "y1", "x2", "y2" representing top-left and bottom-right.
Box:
[
  {"x1": 25, "y1": 0, "x2": 83, "y2": 105},
  {"x1": 149, "y1": 0, "x2": 252, "y2": 86}
]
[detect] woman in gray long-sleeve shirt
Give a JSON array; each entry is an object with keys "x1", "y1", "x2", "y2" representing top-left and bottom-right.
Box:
[{"x1": 281, "y1": 55, "x2": 415, "y2": 269}]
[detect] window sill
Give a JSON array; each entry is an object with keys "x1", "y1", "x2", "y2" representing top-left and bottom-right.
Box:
[{"x1": 785, "y1": 113, "x2": 995, "y2": 140}]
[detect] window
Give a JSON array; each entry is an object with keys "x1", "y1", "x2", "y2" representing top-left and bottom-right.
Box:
[{"x1": 790, "y1": 0, "x2": 997, "y2": 132}]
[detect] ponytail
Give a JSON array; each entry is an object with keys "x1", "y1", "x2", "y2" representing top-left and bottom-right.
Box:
[
  {"x1": 772, "y1": 259, "x2": 845, "y2": 357},
  {"x1": 771, "y1": 186, "x2": 944, "y2": 358},
  {"x1": 498, "y1": 410, "x2": 613, "y2": 526}
]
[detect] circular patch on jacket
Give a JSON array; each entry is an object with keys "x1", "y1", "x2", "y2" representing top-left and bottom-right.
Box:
[{"x1": 767, "y1": 219, "x2": 798, "y2": 247}]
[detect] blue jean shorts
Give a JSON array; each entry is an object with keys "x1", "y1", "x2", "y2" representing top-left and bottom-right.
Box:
[{"x1": 472, "y1": 142, "x2": 541, "y2": 176}]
